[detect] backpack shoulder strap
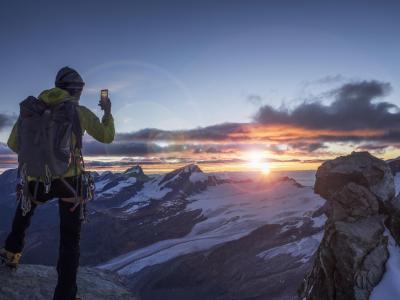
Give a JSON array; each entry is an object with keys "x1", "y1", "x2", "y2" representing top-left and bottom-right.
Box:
[
  {"x1": 71, "y1": 104, "x2": 83, "y2": 149},
  {"x1": 53, "y1": 99, "x2": 83, "y2": 149}
]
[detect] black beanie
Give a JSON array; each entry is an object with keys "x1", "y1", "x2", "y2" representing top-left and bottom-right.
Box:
[{"x1": 55, "y1": 66, "x2": 85, "y2": 89}]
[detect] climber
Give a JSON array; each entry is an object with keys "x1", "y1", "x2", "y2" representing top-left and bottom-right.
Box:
[{"x1": 0, "y1": 66, "x2": 115, "y2": 300}]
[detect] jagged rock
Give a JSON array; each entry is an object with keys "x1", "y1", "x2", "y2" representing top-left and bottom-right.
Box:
[
  {"x1": 387, "y1": 157, "x2": 400, "y2": 175},
  {"x1": 124, "y1": 165, "x2": 149, "y2": 181},
  {"x1": 315, "y1": 151, "x2": 395, "y2": 203},
  {"x1": 300, "y1": 152, "x2": 396, "y2": 300},
  {"x1": 0, "y1": 264, "x2": 136, "y2": 300},
  {"x1": 157, "y1": 163, "x2": 218, "y2": 197}
]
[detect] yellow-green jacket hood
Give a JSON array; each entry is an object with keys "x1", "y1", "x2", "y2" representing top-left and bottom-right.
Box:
[{"x1": 38, "y1": 87, "x2": 74, "y2": 106}]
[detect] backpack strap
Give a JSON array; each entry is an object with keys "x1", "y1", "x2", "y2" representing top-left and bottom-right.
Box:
[
  {"x1": 71, "y1": 104, "x2": 83, "y2": 150},
  {"x1": 48, "y1": 98, "x2": 83, "y2": 150}
]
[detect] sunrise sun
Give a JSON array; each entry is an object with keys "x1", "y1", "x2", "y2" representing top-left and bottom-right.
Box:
[{"x1": 246, "y1": 151, "x2": 271, "y2": 174}]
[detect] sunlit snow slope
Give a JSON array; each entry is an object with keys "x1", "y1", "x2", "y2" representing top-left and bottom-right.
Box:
[{"x1": 100, "y1": 174, "x2": 325, "y2": 275}]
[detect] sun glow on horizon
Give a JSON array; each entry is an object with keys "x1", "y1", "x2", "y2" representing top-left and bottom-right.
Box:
[
  {"x1": 245, "y1": 151, "x2": 271, "y2": 174},
  {"x1": 261, "y1": 162, "x2": 270, "y2": 175}
]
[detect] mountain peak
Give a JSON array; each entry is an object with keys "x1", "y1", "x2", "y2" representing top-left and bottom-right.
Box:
[
  {"x1": 158, "y1": 163, "x2": 213, "y2": 191},
  {"x1": 124, "y1": 165, "x2": 144, "y2": 174},
  {"x1": 123, "y1": 165, "x2": 148, "y2": 181},
  {"x1": 180, "y1": 163, "x2": 203, "y2": 174}
]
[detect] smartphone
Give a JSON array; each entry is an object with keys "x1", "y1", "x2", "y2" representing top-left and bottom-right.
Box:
[{"x1": 100, "y1": 89, "x2": 108, "y2": 103}]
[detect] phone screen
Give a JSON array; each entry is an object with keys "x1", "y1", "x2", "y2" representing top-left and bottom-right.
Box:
[{"x1": 101, "y1": 89, "x2": 108, "y2": 101}]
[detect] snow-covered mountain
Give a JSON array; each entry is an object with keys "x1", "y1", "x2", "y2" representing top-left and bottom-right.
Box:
[
  {"x1": 99, "y1": 175, "x2": 323, "y2": 275},
  {"x1": 0, "y1": 164, "x2": 325, "y2": 300}
]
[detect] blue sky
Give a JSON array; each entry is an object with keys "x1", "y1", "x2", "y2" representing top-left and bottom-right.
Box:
[{"x1": 1, "y1": 0, "x2": 400, "y2": 169}]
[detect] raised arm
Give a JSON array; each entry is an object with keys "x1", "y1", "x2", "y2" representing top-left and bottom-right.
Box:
[{"x1": 77, "y1": 106, "x2": 115, "y2": 144}]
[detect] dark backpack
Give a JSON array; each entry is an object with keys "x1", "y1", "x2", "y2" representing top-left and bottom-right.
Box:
[{"x1": 17, "y1": 96, "x2": 82, "y2": 180}]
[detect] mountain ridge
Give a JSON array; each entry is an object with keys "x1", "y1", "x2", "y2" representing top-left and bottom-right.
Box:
[{"x1": 0, "y1": 163, "x2": 323, "y2": 300}]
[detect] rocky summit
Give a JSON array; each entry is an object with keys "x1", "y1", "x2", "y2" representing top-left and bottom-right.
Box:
[
  {"x1": 300, "y1": 151, "x2": 400, "y2": 300},
  {"x1": 0, "y1": 264, "x2": 136, "y2": 300}
]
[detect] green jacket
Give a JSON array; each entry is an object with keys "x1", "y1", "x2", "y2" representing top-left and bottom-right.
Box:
[{"x1": 7, "y1": 87, "x2": 115, "y2": 178}]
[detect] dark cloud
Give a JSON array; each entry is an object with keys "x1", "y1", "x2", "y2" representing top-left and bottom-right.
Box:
[
  {"x1": 356, "y1": 143, "x2": 390, "y2": 152},
  {"x1": 264, "y1": 144, "x2": 286, "y2": 155},
  {"x1": 82, "y1": 141, "x2": 192, "y2": 156},
  {"x1": 193, "y1": 146, "x2": 236, "y2": 154},
  {"x1": 378, "y1": 130, "x2": 400, "y2": 143},
  {"x1": 78, "y1": 80, "x2": 400, "y2": 157},
  {"x1": 116, "y1": 123, "x2": 243, "y2": 142},
  {"x1": 289, "y1": 142, "x2": 327, "y2": 152},
  {"x1": 301, "y1": 159, "x2": 327, "y2": 164},
  {"x1": 197, "y1": 158, "x2": 243, "y2": 164},
  {"x1": 0, "y1": 113, "x2": 16, "y2": 131},
  {"x1": 85, "y1": 159, "x2": 168, "y2": 168},
  {"x1": 356, "y1": 143, "x2": 391, "y2": 154},
  {"x1": 254, "y1": 80, "x2": 398, "y2": 131},
  {"x1": 83, "y1": 140, "x2": 243, "y2": 157}
]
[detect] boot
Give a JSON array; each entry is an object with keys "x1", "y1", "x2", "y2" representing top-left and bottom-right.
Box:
[{"x1": 0, "y1": 248, "x2": 22, "y2": 269}]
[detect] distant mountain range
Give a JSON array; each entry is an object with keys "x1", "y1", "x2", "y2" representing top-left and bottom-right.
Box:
[{"x1": 0, "y1": 164, "x2": 325, "y2": 300}]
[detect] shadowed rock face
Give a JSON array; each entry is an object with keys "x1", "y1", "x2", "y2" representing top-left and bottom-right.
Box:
[
  {"x1": 0, "y1": 265, "x2": 136, "y2": 300},
  {"x1": 300, "y1": 152, "x2": 399, "y2": 300},
  {"x1": 387, "y1": 157, "x2": 400, "y2": 175}
]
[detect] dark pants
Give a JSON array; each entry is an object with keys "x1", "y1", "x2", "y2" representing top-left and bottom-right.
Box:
[{"x1": 4, "y1": 176, "x2": 82, "y2": 300}]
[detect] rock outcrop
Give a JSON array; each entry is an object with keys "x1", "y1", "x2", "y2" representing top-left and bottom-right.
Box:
[
  {"x1": 0, "y1": 264, "x2": 136, "y2": 300},
  {"x1": 300, "y1": 152, "x2": 400, "y2": 300},
  {"x1": 387, "y1": 157, "x2": 400, "y2": 175}
]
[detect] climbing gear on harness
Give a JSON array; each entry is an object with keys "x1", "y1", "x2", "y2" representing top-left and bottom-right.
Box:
[
  {"x1": 0, "y1": 248, "x2": 22, "y2": 270},
  {"x1": 18, "y1": 164, "x2": 32, "y2": 217},
  {"x1": 61, "y1": 150, "x2": 95, "y2": 222}
]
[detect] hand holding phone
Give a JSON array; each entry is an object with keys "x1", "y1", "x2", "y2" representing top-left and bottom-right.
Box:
[
  {"x1": 100, "y1": 89, "x2": 108, "y2": 107},
  {"x1": 98, "y1": 89, "x2": 111, "y2": 115}
]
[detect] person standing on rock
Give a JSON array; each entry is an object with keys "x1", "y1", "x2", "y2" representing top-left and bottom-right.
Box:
[{"x1": 0, "y1": 66, "x2": 115, "y2": 300}]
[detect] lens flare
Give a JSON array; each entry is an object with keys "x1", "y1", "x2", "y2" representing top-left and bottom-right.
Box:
[
  {"x1": 245, "y1": 151, "x2": 271, "y2": 174},
  {"x1": 261, "y1": 163, "x2": 270, "y2": 174}
]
